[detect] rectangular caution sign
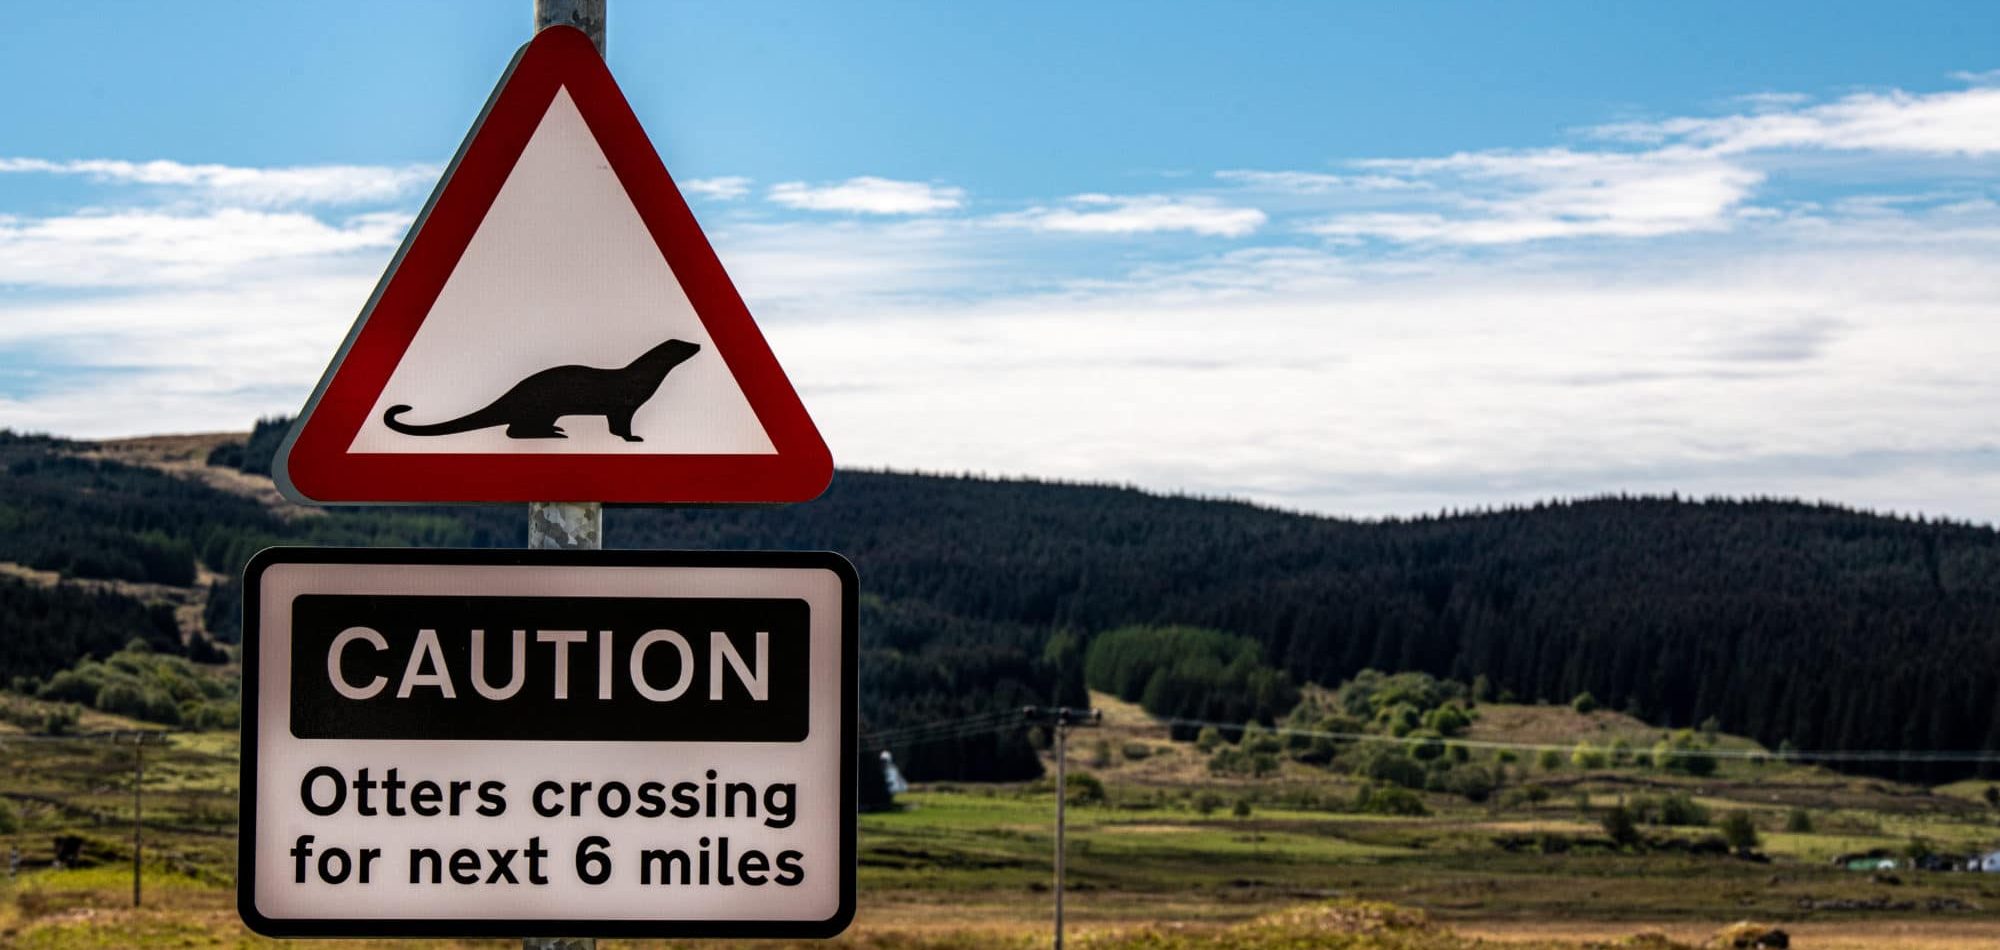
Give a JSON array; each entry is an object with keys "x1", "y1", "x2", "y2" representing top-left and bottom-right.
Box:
[{"x1": 238, "y1": 548, "x2": 856, "y2": 939}]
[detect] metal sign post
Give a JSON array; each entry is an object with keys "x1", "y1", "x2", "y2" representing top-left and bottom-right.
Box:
[{"x1": 527, "y1": 5, "x2": 605, "y2": 940}]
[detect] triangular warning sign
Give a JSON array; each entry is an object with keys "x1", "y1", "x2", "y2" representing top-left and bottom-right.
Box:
[{"x1": 275, "y1": 26, "x2": 831, "y2": 505}]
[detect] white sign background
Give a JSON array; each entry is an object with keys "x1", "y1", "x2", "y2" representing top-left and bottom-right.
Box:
[
  {"x1": 347, "y1": 88, "x2": 777, "y2": 457},
  {"x1": 241, "y1": 552, "x2": 852, "y2": 937}
]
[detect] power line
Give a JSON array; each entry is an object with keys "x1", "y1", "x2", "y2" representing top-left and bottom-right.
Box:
[{"x1": 858, "y1": 707, "x2": 2000, "y2": 765}]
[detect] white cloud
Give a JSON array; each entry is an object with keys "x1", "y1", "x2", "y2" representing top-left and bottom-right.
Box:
[
  {"x1": 1309, "y1": 148, "x2": 1763, "y2": 244},
  {"x1": 1291, "y1": 78, "x2": 2000, "y2": 248},
  {"x1": 0, "y1": 157, "x2": 437, "y2": 207},
  {"x1": 1216, "y1": 169, "x2": 1426, "y2": 193},
  {"x1": 1002, "y1": 194, "x2": 1267, "y2": 237},
  {"x1": 1593, "y1": 85, "x2": 2000, "y2": 156},
  {"x1": 681, "y1": 176, "x2": 752, "y2": 200},
  {"x1": 763, "y1": 226, "x2": 2000, "y2": 520},
  {"x1": 0, "y1": 208, "x2": 406, "y2": 288},
  {"x1": 767, "y1": 176, "x2": 965, "y2": 214}
]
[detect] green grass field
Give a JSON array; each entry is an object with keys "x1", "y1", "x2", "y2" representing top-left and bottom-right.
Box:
[{"x1": 5, "y1": 692, "x2": 2000, "y2": 947}]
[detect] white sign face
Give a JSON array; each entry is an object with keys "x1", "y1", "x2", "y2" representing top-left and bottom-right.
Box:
[
  {"x1": 346, "y1": 88, "x2": 776, "y2": 458},
  {"x1": 238, "y1": 548, "x2": 856, "y2": 939}
]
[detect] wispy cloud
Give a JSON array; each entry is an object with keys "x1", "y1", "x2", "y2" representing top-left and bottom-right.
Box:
[
  {"x1": 1296, "y1": 79, "x2": 2000, "y2": 247},
  {"x1": 681, "y1": 175, "x2": 753, "y2": 200},
  {"x1": 1216, "y1": 169, "x2": 1426, "y2": 193},
  {"x1": 1592, "y1": 85, "x2": 2000, "y2": 156},
  {"x1": 0, "y1": 208, "x2": 407, "y2": 288},
  {"x1": 767, "y1": 176, "x2": 965, "y2": 214},
  {"x1": 0, "y1": 157, "x2": 437, "y2": 207},
  {"x1": 1309, "y1": 149, "x2": 1763, "y2": 244},
  {"x1": 1001, "y1": 194, "x2": 1267, "y2": 237}
]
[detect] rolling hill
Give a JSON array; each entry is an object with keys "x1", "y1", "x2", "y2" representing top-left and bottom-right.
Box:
[{"x1": 4, "y1": 423, "x2": 2000, "y2": 783}]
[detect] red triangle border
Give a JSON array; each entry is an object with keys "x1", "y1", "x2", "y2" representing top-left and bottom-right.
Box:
[{"x1": 276, "y1": 26, "x2": 832, "y2": 505}]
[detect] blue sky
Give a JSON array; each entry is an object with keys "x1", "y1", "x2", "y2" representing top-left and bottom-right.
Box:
[{"x1": 4, "y1": 2, "x2": 2000, "y2": 519}]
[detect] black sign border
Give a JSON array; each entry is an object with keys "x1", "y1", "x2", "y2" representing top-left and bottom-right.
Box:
[{"x1": 239, "y1": 546, "x2": 858, "y2": 939}]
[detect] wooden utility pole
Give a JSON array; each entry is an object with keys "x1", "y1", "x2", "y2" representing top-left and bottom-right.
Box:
[
  {"x1": 1025, "y1": 706, "x2": 1101, "y2": 949},
  {"x1": 132, "y1": 732, "x2": 143, "y2": 907},
  {"x1": 525, "y1": 3, "x2": 605, "y2": 947}
]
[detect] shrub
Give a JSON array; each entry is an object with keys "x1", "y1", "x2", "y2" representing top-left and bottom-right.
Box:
[
  {"x1": 1064, "y1": 771, "x2": 1105, "y2": 805},
  {"x1": 1536, "y1": 749, "x2": 1562, "y2": 771},
  {"x1": 1242, "y1": 723, "x2": 1283, "y2": 756},
  {"x1": 1785, "y1": 807, "x2": 1813, "y2": 833},
  {"x1": 1601, "y1": 802, "x2": 1641, "y2": 848},
  {"x1": 1407, "y1": 730, "x2": 1446, "y2": 761},
  {"x1": 39, "y1": 704, "x2": 80, "y2": 736},
  {"x1": 1121, "y1": 742, "x2": 1152, "y2": 762},
  {"x1": 1570, "y1": 691, "x2": 1599, "y2": 714},
  {"x1": 1196, "y1": 726, "x2": 1224, "y2": 752},
  {"x1": 1570, "y1": 741, "x2": 1609, "y2": 770},
  {"x1": 1423, "y1": 703, "x2": 1471, "y2": 738},
  {"x1": 1194, "y1": 791, "x2": 1224, "y2": 816},
  {"x1": 1656, "y1": 793, "x2": 1709, "y2": 827},
  {"x1": 1355, "y1": 784, "x2": 1428, "y2": 816},
  {"x1": 1448, "y1": 765, "x2": 1497, "y2": 803},
  {"x1": 1719, "y1": 812, "x2": 1759, "y2": 852},
  {"x1": 1357, "y1": 747, "x2": 1428, "y2": 790}
]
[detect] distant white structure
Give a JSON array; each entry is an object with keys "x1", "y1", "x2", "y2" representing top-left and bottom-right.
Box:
[
  {"x1": 1975, "y1": 850, "x2": 2000, "y2": 873},
  {"x1": 880, "y1": 750, "x2": 909, "y2": 794}
]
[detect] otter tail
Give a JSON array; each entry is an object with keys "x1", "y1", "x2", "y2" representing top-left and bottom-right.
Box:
[{"x1": 382, "y1": 404, "x2": 505, "y2": 436}]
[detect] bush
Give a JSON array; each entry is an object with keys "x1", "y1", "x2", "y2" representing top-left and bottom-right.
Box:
[
  {"x1": 1536, "y1": 749, "x2": 1562, "y2": 771},
  {"x1": 1503, "y1": 784, "x2": 1552, "y2": 808},
  {"x1": 1407, "y1": 730, "x2": 1446, "y2": 761},
  {"x1": 1448, "y1": 765, "x2": 1497, "y2": 803},
  {"x1": 1355, "y1": 784, "x2": 1428, "y2": 816},
  {"x1": 1356, "y1": 747, "x2": 1428, "y2": 790},
  {"x1": 1719, "y1": 812, "x2": 1759, "y2": 852},
  {"x1": 1601, "y1": 802, "x2": 1641, "y2": 848},
  {"x1": 1629, "y1": 792, "x2": 1708, "y2": 827},
  {"x1": 1121, "y1": 742, "x2": 1153, "y2": 761},
  {"x1": 1570, "y1": 691, "x2": 1599, "y2": 714},
  {"x1": 1785, "y1": 807, "x2": 1813, "y2": 833},
  {"x1": 1651, "y1": 730, "x2": 1719, "y2": 776},
  {"x1": 1196, "y1": 726, "x2": 1224, "y2": 752},
  {"x1": 1423, "y1": 703, "x2": 1471, "y2": 738},
  {"x1": 39, "y1": 703, "x2": 80, "y2": 736},
  {"x1": 1064, "y1": 771, "x2": 1105, "y2": 804},
  {"x1": 1241, "y1": 723, "x2": 1283, "y2": 756},
  {"x1": 1194, "y1": 791, "x2": 1225, "y2": 816},
  {"x1": 1570, "y1": 741, "x2": 1609, "y2": 770}
]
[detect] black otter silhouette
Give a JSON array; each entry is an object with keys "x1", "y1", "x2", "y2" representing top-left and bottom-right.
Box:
[{"x1": 382, "y1": 339, "x2": 701, "y2": 441}]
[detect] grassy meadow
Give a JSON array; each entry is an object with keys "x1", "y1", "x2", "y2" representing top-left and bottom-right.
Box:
[{"x1": 4, "y1": 691, "x2": 2000, "y2": 947}]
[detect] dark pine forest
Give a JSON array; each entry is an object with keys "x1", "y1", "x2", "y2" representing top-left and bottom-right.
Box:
[{"x1": 5, "y1": 425, "x2": 2000, "y2": 783}]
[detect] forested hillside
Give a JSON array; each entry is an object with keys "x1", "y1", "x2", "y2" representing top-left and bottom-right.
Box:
[{"x1": 6, "y1": 424, "x2": 2000, "y2": 782}]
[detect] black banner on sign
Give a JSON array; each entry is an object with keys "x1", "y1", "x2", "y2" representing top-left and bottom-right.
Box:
[{"x1": 289, "y1": 594, "x2": 810, "y2": 741}]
